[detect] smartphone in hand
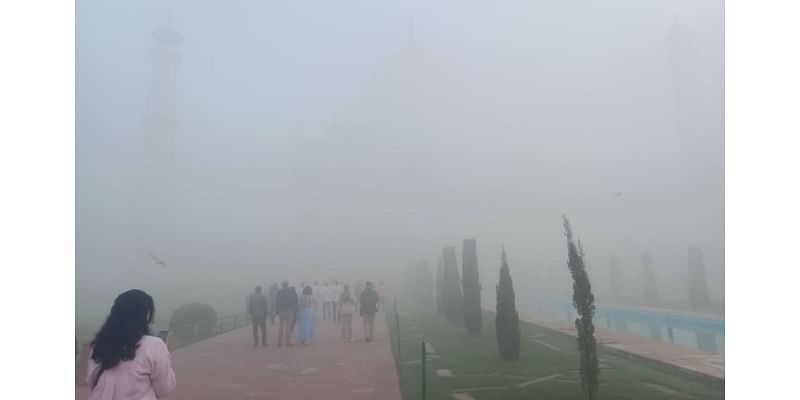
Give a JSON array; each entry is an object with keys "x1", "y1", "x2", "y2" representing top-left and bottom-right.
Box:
[{"x1": 156, "y1": 330, "x2": 170, "y2": 346}]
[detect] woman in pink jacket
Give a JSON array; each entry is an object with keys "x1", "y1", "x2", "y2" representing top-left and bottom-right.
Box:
[{"x1": 86, "y1": 289, "x2": 176, "y2": 400}]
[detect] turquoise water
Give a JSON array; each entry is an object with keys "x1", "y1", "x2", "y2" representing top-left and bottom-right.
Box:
[{"x1": 525, "y1": 300, "x2": 725, "y2": 355}]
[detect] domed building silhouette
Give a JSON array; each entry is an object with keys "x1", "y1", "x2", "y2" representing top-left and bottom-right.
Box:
[{"x1": 288, "y1": 29, "x2": 471, "y2": 266}]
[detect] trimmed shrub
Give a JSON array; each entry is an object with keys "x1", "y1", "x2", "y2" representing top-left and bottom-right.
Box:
[{"x1": 169, "y1": 303, "x2": 218, "y2": 340}]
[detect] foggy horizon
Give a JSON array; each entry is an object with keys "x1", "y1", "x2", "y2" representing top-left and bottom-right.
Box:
[{"x1": 76, "y1": 0, "x2": 724, "y2": 336}]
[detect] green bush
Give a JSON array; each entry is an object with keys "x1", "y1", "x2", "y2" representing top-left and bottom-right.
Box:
[{"x1": 169, "y1": 303, "x2": 218, "y2": 339}]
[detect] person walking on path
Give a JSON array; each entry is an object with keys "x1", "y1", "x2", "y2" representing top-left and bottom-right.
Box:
[
  {"x1": 359, "y1": 281, "x2": 380, "y2": 342},
  {"x1": 298, "y1": 286, "x2": 316, "y2": 344},
  {"x1": 247, "y1": 286, "x2": 269, "y2": 347},
  {"x1": 276, "y1": 281, "x2": 298, "y2": 347},
  {"x1": 353, "y1": 280, "x2": 364, "y2": 315},
  {"x1": 333, "y1": 282, "x2": 342, "y2": 322},
  {"x1": 290, "y1": 286, "x2": 300, "y2": 335},
  {"x1": 377, "y1": 280, "x2": 386, "y2": 312},
  {"x1": 268, "y1": 283, "x2": 279, "y2": 326},
  {"x1": 320, "y1": 282, "x2": 332, "y2": 321},
  {"x1": 313, "y1": 280, "x2": 322, "y2": 315},
  {"x1": 86, "y1": 289, "x2": 176, "y2": 400},
  {"x1": 338, "y1": 285, "x2": 356, "y2": 340}
]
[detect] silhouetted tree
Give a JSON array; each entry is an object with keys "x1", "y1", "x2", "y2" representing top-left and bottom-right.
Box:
[
  {"x1": 687, "y1": 247, "x2": 710, "y2": 311},
  {"x1": 436, "y1": 257, "x2": 445, "y2": 316},
  {"x1": 462, "y1": 239, "x2": 482, "y2": 334},
  {"x1": 442, "y1": 246, "x2": 463, "y2": 324},
  {"x1": 563, "y1": 215, "x2": 598, "y2": 400},
  {"x1": 495, "y1": 247, "x2": 520, "y2": 360},
  {"x1": 608, "y1": 256, "x2": 624, "y2": 303},
  {"x1": 403, "y1": 259, "x2": 434, "y2": 307},
  {"x1": 641, "y1": 251, "x2": 659, "y2": 307},
  {"x1": 420, "y1": 259, "x2": 434, "y2": 307}
]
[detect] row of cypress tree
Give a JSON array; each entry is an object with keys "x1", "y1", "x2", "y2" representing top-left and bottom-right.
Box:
[
  {"x1": 435, "y1": 240, "x2": 484, "y2": 335},
  {"x1": 434, "y1": 239, "x2": 521, "y2": 359},
  {"x1": 430, "y1": 216, "x2": 598, "y2": 400}
]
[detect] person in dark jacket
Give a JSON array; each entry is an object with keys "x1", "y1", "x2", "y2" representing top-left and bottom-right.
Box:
[
  {"x1": 290, "y1": 286, "x2": 300, "y2": 334},
  {"x1": 268, "y1": 283, "x2": 279, "y2": 325},
  {"x1": 276, "y1": 281, "x2": 298, "y2": 346},
  {"x1": 359, "y1": 281, "x2": 380, "y2": 342},
  {"x1": 353, "y1": 280, "x2": 364, "y2": 314},
  {"x1": 247, "y1": 286, "x2": 269, "y2": 347}
]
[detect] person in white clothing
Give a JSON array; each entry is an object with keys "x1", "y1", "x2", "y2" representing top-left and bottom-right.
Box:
[
  {"x1": 321, "y1": 282, "x2": 332, "y2": 321},
  {"x1": 312, "y1": 280, "x2": 322, "y2": 315},
  {"x1": 338, "y1": 285, "x2": 356, "y2": 340},
  {"x1": 331, "y1": 282, "x2": 342, "y2": 322}
]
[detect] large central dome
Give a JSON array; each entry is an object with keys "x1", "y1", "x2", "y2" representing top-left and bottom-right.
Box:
[
  {"x1": 326, "y1": 41, "x2": 468, "y2": 165},
  {"x1": 283, "y1": 41, "x2": 470, "y2": 264}
]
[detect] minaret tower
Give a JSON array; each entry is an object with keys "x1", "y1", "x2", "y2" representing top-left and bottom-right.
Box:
[
  {"x1": 134, "y1": 16, "x2": 183, "y2": 254},
  {"x1": 142, "y1": 15, "x2": 183, "y2": 185}
]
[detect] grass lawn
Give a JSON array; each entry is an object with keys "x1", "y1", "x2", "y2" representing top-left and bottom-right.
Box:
[{"x1": 388, "y1": 303, "x2": 723, "y2": 400}]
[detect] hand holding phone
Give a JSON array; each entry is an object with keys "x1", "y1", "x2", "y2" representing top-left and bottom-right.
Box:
[{"x1": 157, "y1": 330, "x2": 170, "y2": 346}]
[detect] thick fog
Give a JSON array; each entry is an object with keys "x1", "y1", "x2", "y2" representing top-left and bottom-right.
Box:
[{"x1": 76, "y1": 0, "x2": 724, "y2": 337}]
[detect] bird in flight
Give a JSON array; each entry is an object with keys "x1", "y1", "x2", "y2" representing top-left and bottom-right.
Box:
[
  {"x1": 148, "y1": 253, "x2": 168, "y2": 268},
  {"x1": 612, "y1": 192, "x2": 623, "y2": 200}
]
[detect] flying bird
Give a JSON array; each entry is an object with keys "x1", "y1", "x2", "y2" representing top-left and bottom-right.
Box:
[
  {"x1": 612, "y1": 192, "x2": 623, "y2": 200},
  {"x1": 148, "y1": 253, "x2": 168, "y2": 268}
]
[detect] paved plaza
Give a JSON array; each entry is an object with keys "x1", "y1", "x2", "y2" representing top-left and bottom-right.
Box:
[{"x1": 76, "y1": 313, "x2": 401, "y2": 400}]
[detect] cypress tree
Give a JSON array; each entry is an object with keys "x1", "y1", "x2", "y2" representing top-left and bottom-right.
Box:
[
  {"x1": 442, "y1": 246, "x2": 463, "y2": 324},
  {"x1": 687, "y1": 247, "x2": 710, "y2": 311},
  {"x1": 641, "y1": 251, "x2": 659, "y2": 307},
  {"x1": 495, "y1": 247, "x2": 520, "y2": 360},
  {"x1": 436, "y1": 257, "x2": 445, "y2": 316},
  {"x1": 563, "y1": 215, "x2": 598, "y2": 400},
  {"x1": 404, "y1": 259, "x2": 434, "y2": 308},
  {"x1": 608, "y1": 256, "x2": 624, "y2": 303},
  {"x1": 462, "y1": 239, "x2": 482, "y2": 334},
  {"x1": 420, "y1": 258, "x2": 434, "y2": 308}
]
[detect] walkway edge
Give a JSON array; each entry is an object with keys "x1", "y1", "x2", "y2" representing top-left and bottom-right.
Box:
[{"x1": 522, "y1": 316, "x2": 724, "y2": 388}]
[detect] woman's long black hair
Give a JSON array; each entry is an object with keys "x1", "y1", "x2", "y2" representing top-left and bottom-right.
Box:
[{"x1": 90, "y1": 289, "x2": 155, "y2": 387}]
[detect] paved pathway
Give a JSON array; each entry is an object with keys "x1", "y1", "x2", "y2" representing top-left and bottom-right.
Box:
[
  {"x1": 518, "y1": 311, "x2": 724, "y2": 382},
  {"x1": 76, "y1": 313, "x2": 402, "y2": 400}
]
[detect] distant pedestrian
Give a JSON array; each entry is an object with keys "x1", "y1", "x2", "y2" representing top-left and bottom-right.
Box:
[
  {"x1": 298, "y1": 286, "x2": 316, "y2": 344},
  {"x1": 354, "y1": 280, "x2": 364, "y2": 314},
  {"x1": 290, "y1": 286, "x2": 300, "y2": 334},
  {"x1": 321, "y1": 282, "x2": 333, "y2": 321},
  {"x1": 331, "y1": 281, "x2": 341, "y2": 322},
  {"x1": 268, "y1": 283, "x2": 279, "y2": 325},
  {"x1": 276, "y1": 281, "x2": 298, "y2": 346},
  {"x1": 360, "y1": 281, "x2": 380, "y2": 342},
  {"x1": 86, "y1": 289, "x2": 176, "y2": 400},
  {"x1": 313, "y1": 280, "x2": 322, "y2": 315},
  {"x1": 247, "y1": 286, "x2": 269, "y2": 347},
  {"x1": 339, "y1": 285, "x2": 356, "y2": 340},
  {"x1": 377, "y1": 280, "x2": 386, "y2": 312}
]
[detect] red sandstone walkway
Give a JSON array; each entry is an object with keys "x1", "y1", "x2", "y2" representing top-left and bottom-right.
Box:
[{"x1": 76, "y1": 313, "x2": 402, "y2": 400}]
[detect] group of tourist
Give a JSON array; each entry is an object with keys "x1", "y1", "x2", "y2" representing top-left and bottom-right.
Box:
[
  {"x1": 82, "y1": 279, "x2": 386, "y2": 399},
  {"x1": 247, "y1": 279, "x2": 385, "y2": 346}
]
